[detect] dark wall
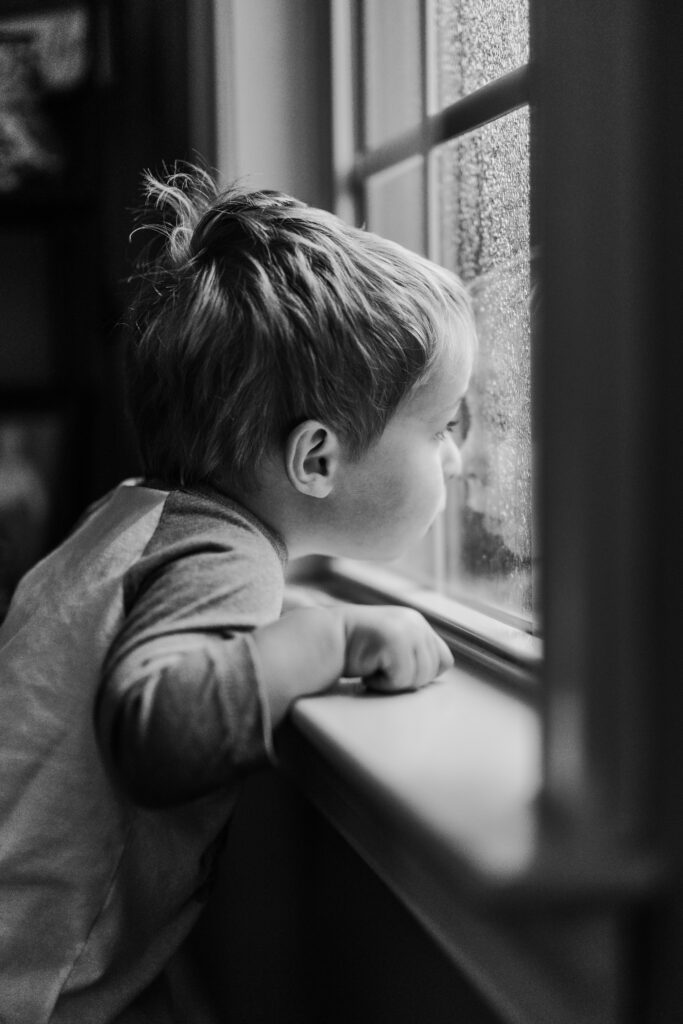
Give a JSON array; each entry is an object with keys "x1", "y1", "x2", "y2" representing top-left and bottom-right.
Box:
[
  {"x1": 95, "y1": 0, "x2": 214, "y2": 495},
  {"x1": 185, "y1": 769, "x2": 504, "y2": 1024},
  {"x1": 0, "y1": 0, "x2": 212, "y2": 610}
]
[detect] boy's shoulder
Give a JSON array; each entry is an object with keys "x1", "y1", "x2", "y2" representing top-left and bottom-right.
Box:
[
  {"x1": 0, "y1": 479, "x2": 287, "y2": 650},
  {"x1": 109, "y1": 482, "x2": 288, "y2": 613},
  {"x1": 111, "y1": 482, "x2": 288, "y2": 642},
  {"x1": 14, "y1": 480, "x2": 287, "y2": 615},
  {"x1": 142, "y1": 482, "x2": 288, "y2": 567},
  {"x1": 74, "y1": 479, "x2": 286, "y2": 564}
]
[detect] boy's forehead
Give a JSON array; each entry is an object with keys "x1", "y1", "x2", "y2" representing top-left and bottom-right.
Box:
[
  {"x1": 409, "y1": 340, "x2": 473, "y2": 416},
  {"x1": 437, "y1": 327, "x2": 474, "y2": 387}
]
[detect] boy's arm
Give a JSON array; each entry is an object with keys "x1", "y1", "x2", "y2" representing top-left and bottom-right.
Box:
[
  {"x1": 98, "y1": 604, "x2": 451, "y2": 809},
  {"x1": 251, "y1": 603, "x2": 453, "y2": 720}
]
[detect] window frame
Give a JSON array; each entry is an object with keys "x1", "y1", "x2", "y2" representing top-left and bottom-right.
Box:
[
  {"x1": 332, "y1": 0, "x2": 530, "y2": 240},
  {"x1": 320, "y1": 0, "x2": 670, "y2": 899},
  {"x1": 253, "y1": 0, "x2": 683, "y2": 1017},
  {"x1": 330, "y1": 0, "x2": 537, "y2": 646}
]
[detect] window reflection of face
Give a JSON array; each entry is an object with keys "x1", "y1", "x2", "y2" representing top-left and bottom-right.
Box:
[{"x1": 457, "y1": 364, "x2": 532, "y2": 564}]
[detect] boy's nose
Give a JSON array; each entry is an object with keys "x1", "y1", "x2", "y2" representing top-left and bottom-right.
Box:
[{"x1": 442, "y1": 436, "x2": 463, "y2": 480}]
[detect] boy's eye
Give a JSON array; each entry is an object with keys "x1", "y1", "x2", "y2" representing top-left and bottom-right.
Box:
[{"x1": 435, "y1": 419, "x2": 460, "y2": 441}]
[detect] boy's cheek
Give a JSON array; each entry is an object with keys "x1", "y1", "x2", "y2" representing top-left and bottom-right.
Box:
[{"x1": 280, "y1": 584, "x2": 327, "y2": 613}]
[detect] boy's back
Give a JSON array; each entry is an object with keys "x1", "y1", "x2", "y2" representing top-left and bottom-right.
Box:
[
  {"x1": 0, "y1": 167, "x2": 475, "y2": 1022},
  {"x1": 0, "y1": 480, "x2": 285, "y2": 1022}
]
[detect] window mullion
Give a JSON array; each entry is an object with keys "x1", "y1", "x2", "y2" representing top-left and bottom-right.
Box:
[
  {"x1": 533, "y1": 0, "x2": 660, "y2": 857},
  {"x1": 352, "y1": 66, "x2": 530, "y2": 182},
  {"x1": 331, "y1": 0, "x2": 362, "y2": 224},
  {"x1": 419, "y1": 0, "x2": 429, "y2": 257}
]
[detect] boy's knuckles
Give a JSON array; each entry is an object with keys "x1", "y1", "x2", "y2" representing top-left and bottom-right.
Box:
[{"x1": 346, "y1": 606, "x2": 448, "y2": 687}]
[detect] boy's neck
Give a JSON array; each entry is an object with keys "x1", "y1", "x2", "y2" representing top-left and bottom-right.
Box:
[{"x1": 212, "y1": 465, "x2": 315, "y2": 561}]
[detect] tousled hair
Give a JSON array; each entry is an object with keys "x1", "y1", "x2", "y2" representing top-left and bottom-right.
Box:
[{"x1": 126, "y1": 165, "x2": 475, "y2": 490}]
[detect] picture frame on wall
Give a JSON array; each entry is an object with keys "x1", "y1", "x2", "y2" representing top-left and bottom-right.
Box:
[{"x1": 0, "y1": 5, "x2": 90, "y2": 195}]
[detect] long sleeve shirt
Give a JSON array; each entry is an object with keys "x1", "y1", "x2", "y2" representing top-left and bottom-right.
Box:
[{"x1": 0, "y1": 480, "x2": 287, "y2": 1023}]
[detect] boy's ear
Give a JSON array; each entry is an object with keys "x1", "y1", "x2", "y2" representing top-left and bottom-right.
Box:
[{"x1": 284, "y1": 420, "x2": 342, "y2": 498}]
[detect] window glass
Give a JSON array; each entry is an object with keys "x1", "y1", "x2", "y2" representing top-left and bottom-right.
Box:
[
  {"x1": 347, "y1": 1, "x2": 534, "y2": 630},
  {"x1": 365, "y1": 156, "x2": 424, "y2": 252},
  {"x1": 440, "y1": 107, "x2": 532, "y2": 620},
  {"x1": 387, "y1": 108, "x2": 533, "y2": 625},
  {"x1": 362, "y1": 0, "x2": 422, "y2": 148},
  {"x1": 430, "y1": 0, "x2": 529, "y2": 110}
]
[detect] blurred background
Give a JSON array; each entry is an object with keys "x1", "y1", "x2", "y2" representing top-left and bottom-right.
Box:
[
  {"x1": 0, "y1": 0, "x2": 333, "y2": 615},
  {"x1": 3, "y1": 5, "x2": 682, "y2": 1022}
]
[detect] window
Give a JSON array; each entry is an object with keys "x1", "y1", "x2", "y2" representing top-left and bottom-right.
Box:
[
  {"x1": 331, "y1": 0, "x2": 537, "y2": 644},
  {"x1": 325, "y1": 0, "x2": 669, "y2": 915},
  {"x1": 216, "y1": 3, "x2": 681, "y2": 1018}
]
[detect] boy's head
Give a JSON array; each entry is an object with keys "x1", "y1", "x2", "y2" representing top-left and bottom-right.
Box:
[{"x1": 127, "y1": 166, "x2": 475, "y2": 510}]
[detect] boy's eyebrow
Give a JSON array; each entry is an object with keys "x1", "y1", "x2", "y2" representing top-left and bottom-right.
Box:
[{"x1": 434, "y1": 396, "x2": 464, "y2": 418}]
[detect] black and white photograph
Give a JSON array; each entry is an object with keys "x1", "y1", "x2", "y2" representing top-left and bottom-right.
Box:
[{"x1": 0, "y1": 2, "x2": 680, "y2": 1022}]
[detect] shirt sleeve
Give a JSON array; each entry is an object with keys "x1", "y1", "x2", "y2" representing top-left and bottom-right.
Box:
[{"x1": 96, "y1": 500, "x2": 284, "y2": 808}]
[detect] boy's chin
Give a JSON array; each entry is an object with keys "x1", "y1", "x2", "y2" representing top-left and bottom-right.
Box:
[
  {"x1": 336, "y1": 540, "x2": 408, "y2": 563},
  {"x1": 352, "y1": 529, "x2": 435, "y2": 564},
  {"x1": 327, "y1": 514, "x2": 439, "y2": 563}
]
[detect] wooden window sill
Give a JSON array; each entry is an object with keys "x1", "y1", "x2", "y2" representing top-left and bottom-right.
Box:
[{"x1": 275, "y1": 658, "x2": 658, "y2": 1024}]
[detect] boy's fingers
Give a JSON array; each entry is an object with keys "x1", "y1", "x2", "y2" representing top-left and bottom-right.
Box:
[
  {"x1": 411, "y1": 629, "x2": 450, "y2": 688},
  {"x1": 414, "y1": 641, "x2": 438, "y2": 689},
  {"x1": 360, "y1": 616, "x2": 451, "y2": 693},
  {"x1": 409, "y1": 644, "x2": 427, "y2": 689},
  {"x1": 364, "y1": 643, "x2": 415, "y2": 692},
  {"x1": 435, "y1": 634, "x2": 454, "y2": 675},
  {"x1": 396, "y1": 646, "x2": 418, "y2": 691}
]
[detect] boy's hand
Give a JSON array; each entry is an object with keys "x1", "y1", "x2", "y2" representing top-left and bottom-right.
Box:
[
  {"x1": 341, "y1": 605, "x2": 453, "y2": 693},
  {"x1": 252, "y1": 603, "x2": 453, "y2": 726}
]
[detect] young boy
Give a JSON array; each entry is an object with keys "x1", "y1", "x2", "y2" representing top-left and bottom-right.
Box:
[{"x1": 0, "y1": 167, "x2": 475, "y2": 1023}]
